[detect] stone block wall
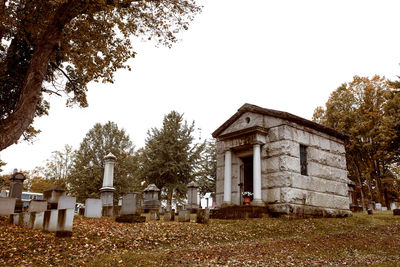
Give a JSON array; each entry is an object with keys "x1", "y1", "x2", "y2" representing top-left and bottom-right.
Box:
[{"x1": 264, "y1": 122, "x2": 351, "y2": 217}]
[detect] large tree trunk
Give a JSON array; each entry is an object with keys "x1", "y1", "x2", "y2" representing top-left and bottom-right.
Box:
[{"x1": 0, "y1": 1, "x2": 81, "y2": 151}]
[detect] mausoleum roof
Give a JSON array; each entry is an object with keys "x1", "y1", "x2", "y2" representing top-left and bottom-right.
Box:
[{"x1": 212, "y1": 103, "x2": 347, "y2": 140}]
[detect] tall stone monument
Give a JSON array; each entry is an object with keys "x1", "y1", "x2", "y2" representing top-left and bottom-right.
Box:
[
  {"x1": 9, "y1": 170, "x2": 26, "y2": 213},
  {"x1": 187, "y1": 181, "x2": 199, "y2": 211},
  {"x1": 100, "y1": 153, "x2": 116, "y2": 216}
]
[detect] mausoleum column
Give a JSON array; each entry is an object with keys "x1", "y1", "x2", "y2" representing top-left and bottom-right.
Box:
[
  {"x1": 252, "y1": 144, "x2": 264, "y2": 206},
  {"x1": 223, "y1": 150, "x2": 232, "y2": 205}
]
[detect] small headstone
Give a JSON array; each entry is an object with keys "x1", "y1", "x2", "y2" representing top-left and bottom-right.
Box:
[
  {"x1": 22, "y1": 212, "x2": 30, "y2": 226},
  {"x1": 0, "y1": 197, "x2": 16, "y2": 215},
  {"x1": 27, "y1": 200, "x2": 48, "y2": 213},
  {"x1": 178, "y1": 210, "x2": 190, "y2": 222},
  {"x1": 149, "y1": 210, "x2": 159, "y2": 221},
  {"x1": 84, "y1": 198, "x2": 102, "y2": 218},
  {"x1": 0, "y1": 189, "x2": 8, "y2": 197},
  {"x1": 29, "y1": 211, "x2": 45, "y2": 230},
  {"x1": 367, "y1": 209, "x2": 373, "y2": 215},
  {"x1": 43, "y1": 210, "x2": 58, "y2": 232},
  {"x1": 393, "y1": 209, "x2": 400, "y2": 216},
  {"x1": 375, "y1": 203, "x2": 382, "y2": 210},
  {"x1": 382, "y1": 207, "x2": 388, "y2": 211},
  {"x1": 9, "y1": 172, "x2": 26, "y2": 213},
  {"x1": 390, "y1": 203, "x2": 397, "y2": 210},
  {"x1": 56, "y1": 209, "x2": 74, "y2": 237},
  {"x1": 163, "y1": 209, "x2": 175, "y2": 221},
  {"x1": 196, "y1": 209, "x2": 210, "y2": 224},
  {"x1": 120, "y1": 193, "x2": 137, "y2": 215},
  {"x1": 10, "y1": 213, "x2": 20, "y2": 224},
  {"x1": 187, "y1": 181, "x2": 199, "y2": 210},
  {"x1": 58, "y1": 196, "x2": 76, "y2": 210}
]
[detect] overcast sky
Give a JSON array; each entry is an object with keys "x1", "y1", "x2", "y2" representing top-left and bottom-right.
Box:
[{"x1": 2, "y1": 0, "x2": 400, "y2": 174}]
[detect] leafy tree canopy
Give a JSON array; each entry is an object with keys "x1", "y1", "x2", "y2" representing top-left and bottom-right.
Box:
[
  {"x1": 313, "y1": 75, "x2": 400, "y2": 207},
  {"x1": 68, "y1": 121, "x2": 139, "y2": 203},
  {"x1": 0, "y1": 0, "x2": 201, "y2": 150}
]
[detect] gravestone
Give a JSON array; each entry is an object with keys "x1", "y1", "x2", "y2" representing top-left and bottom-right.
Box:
[
  {"x1": 58, "y1": 196, "x2": 76, "y2": 210},
  {"x1": 196, "y1": 209, "x2": 210, "y2": 224},
  {"x1": 84, "y1": 198, "x2": 102, "y2": 218},
  {"x1": 22, "y1": 212, "x2": 30, "y2": 226},
  {"x1": 9, "y1": 171, "x2": 26, "y2": 213},
  {"x1": 43, "y1": 210, "x2": 58, "y2": 232},
  {"x1": 178, "y1": 210, "x2": 190, "y2": 222},
  {"x1": 120, "y1": 193, "x2": 137, "y2": 215},
  {"x1": 390, "y1": 203, "x2": 397, "y2": 210},
  {"x1": 393, "y1": 209, "x2": 400, "y2": 216},
  {"x1": 375, "y1": 203, "x2": 382, "y2": 210},
  {"x1": 142, "y1": 184, "x2": 160, "y2": 212},
  {"x1": 56, "y1": 209, "x2": 74, "y2": 237},
  {"x1": 149, "y1": 210, "x2": 159, "y2": 221},
  {"x1": 382, "y1": 207, "x2": 387, "y2": 211},
  {"x1": 10, "y1": 213, "x2": 20, "y2": 224},
  {"x1": 29, "y1": 211, "x2": 45, "y2": 230},
  {"x1": 163, "y1": 209, "x2": 175, "y2": 221},
  {"x1": 43, "y1": 186, "x2": 66, "y2": 209},
  {"x1": 100, "y1": 153, "x2": 116, "y2": 217},
  {"x1": 0, "y1": 189, "x2": 7, "y2": 197},
  {"x1": 116, "y1": 193, "x2": 146, "y2": 223},
  {"x1": 27, "y1": 200, "x2": 47, "y2": 213},
  {"x1": 187, "y1": 181, "x2": 199, "y2": 211},
  {"x1": 0, "y1": 197, "x2": 16, "y2": 215}
]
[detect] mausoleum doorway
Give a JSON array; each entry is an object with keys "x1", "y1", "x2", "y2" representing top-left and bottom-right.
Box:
[{"x1": 240, "y1": 156, "x2": 253, "y2": 205}]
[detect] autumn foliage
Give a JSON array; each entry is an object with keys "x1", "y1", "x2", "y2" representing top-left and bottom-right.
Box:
[{"x1": 313, "y1": 75, "x2": 400, "y2": 207}]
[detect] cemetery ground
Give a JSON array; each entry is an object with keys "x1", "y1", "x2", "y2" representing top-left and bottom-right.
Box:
[{"x1": 1, "y1": 211, "x2": 400, "y2": 266}]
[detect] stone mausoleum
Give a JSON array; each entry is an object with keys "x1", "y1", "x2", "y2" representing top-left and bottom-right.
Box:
[{"x1": 212, "y1": 104, "x2": 352, "y2": 217}]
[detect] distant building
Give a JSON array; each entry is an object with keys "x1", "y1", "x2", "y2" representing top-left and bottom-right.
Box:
[
  {"x1": 2, "y1": 190, "x2": 43, "y2": 207},
  {"x1": 212, "y1": 104, "x2": 351, "y2": 217}
]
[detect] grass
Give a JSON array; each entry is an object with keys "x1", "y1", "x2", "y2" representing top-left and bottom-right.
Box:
[{"x1": 1, "y1": 211, "x2": 400, "y2": 266}]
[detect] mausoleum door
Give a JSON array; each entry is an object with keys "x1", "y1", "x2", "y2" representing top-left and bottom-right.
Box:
[{"x1": 242, "y1": 156, "x2": 253, "y2": 204}]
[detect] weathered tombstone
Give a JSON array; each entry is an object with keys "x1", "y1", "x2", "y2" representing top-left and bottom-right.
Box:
[
  {"x1": 177, "y1": 205, "x2": 183, "y2": 214},
  {"x1": 27, "y1": 200, "x2": 47, "y2": 213},
  {"x1": 367, "y1": 209, "x2": 373, "y2": 215},
  {"x1": 29, "y1": 211, "x2": 45, "y2": 230},
  {"x1": 120, "y1": 193, "x2": 137, "y2": 215},
  {"x1": 390, "y1": 203, "x2": 397, "y2": 210},
  {"x1": 43, "y1": 186, "x2": 66, "y2": 209},
  {"x1": 43, "y1": 210, "x2": 58, "y2": 232},
  {"x1": 382, "y1": 207, "x2": 388, "y2": 211},
  {"x1": 178, "y1": 210, "x2": 191, "y2": 222},
  {"x1": 149, "y1": 210, "x2": 159, "y2": 221},
  {"x1": 58, "y1": 196, "x2": 76, "y2": 210},
  {"x1": 0, "y1": 189, "x2": 8, "y2": 197},
  {"x1": 115, "y1": 193, "x2": 146, "y2": 223},
  {"x1": 9, "y1": 171, "x2": 26, "y2": 213},
  {"x1": 142, "y1": 184, "x2": 160, "y2": 212},
  {"x1": 56, "y1": 209, "x2": 74, "y2": 237},
  {"x1": 100, "y1": 153, "x2": 116, "y2": 217},
  {"x1": 393, "y1": 209, "x2": 400, "y2": 216},
  {"x1": 84, "y1": 198, "x2": 102, "y2": 218},
  {"x1": 22, "y1": 212, "x2": 30, "y2": 226},
  {"x1": 0, "y1": 197, "x2": 16, "y2": 215},
  {"x1": 10, "y1": 213, "x2": 20, "y2": 224},
  {"x1": 196, "y1": 209, "x2": 210, "y2": 224},
  {"x1": 187, "y1": 181, "x2": 199, "y2": 211},
  {"x1": 375, "y1": 203, "x2": 382, "y2": 210},
  {"x1": 163, "y1": 209, "x2": 175, "y2": 221}
]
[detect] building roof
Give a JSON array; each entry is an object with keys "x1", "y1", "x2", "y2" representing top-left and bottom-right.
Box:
[{"x1": 212, "y1": 103, "x2": 347, "y2": 140}]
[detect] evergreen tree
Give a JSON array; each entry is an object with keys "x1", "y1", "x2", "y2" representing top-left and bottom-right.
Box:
[
  {"x1": 68, "y1": 121, "x2": 139, "y2": 203},
  {"x1": 138, "y1": 111, "x2": 204, "y2": 208},
  {"x1": 196, "y1": 139, "x2": 216, "y2": 198}
]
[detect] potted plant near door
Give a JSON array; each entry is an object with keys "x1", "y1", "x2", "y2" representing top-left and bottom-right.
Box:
[{"x1": 242, "y1": 192, "x2": 253, "y2": 206}]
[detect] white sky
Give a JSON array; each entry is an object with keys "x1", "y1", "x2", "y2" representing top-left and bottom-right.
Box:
[{"x1": 2, "y1": 0, "x2": 400, "y2": 174}]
